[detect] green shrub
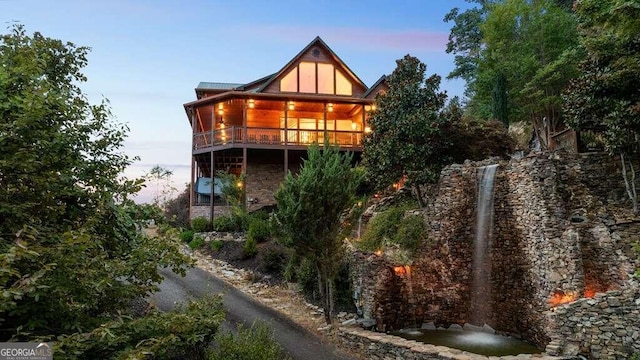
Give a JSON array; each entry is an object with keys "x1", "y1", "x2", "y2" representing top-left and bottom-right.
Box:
[
  {"x1": 248, "y1": 219, "x2": 270, "y2": 243},
  {"x1": 395, "y1": 214, "x2": 426, "y2": 254},
  {"x1": 358, "y1": 206, "x2": 425, "y2": 255},
  {"x1": 191, "y1": 216, "x2": 210, "y2": 232},
  {"x1": 359, "y1": 206, "x2": 405, "y2": 251},
  {"x1": 56, "y1": 296, "x2": 224, "y2": 360},
  {"x1": 208, "y1": 320, "x2": 290, "y2": 360},
  {"x1": 249, "y1": 209, "x2": 269, "y2": 221},
  {"x1": 213, "y1": 215, "x2": 235, "y2": 232},
  {"x1": 180, "y1": 230, "x2": 195, "y2": 243},
  {"x1": 243, "y1": 237, "x2": 258, "y2": 258},
  {"x1": 189, "y1": 236, "x2": 205, "y2": 249},
  {"x1": 210, "y1": 239, "x2": 223, "y2": 252},
  {"x1": 259, "y1": 244, "x2": 290, "y2": 274}
]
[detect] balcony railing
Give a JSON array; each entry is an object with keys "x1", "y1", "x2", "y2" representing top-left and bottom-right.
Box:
[{"x1": 193, "y1": 126, "x2": 364, "y2": 150}]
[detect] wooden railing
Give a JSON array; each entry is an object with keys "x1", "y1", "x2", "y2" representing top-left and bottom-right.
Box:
[{"x1": 193, "y1": 126, "x2": 364, "y2": 150}]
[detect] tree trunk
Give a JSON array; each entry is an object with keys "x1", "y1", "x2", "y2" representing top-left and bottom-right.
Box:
[
  {"x1": 317, "y1": 263, "x2": 332, "y2": 324},
  {"x1": 414, "y1": 183, "x2": 425, "y2": 208},
  {"x1": 620, "y1": 153, "x2": 639, "y2": 214}
]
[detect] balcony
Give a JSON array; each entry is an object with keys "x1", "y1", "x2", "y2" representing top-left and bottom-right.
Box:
[{"x1": 193, "y1": 126, "x2": 364, "y2": 152}]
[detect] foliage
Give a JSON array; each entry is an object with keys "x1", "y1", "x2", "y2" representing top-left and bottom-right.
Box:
[
  {"x1": 208, "y1": 320, "x2": 290, "y2": 360},
  {"x1": 217, "y1": 170, "x2": 246, "y2": 210},
  {"x1": 358, "y1": 205, "x2": 426, "y2": 257},
  {"x1": 242, "y1": 237, "x2": 258, "y2": 258},
  {"x1": 274, "y1": 143, "x2": 360, "y2": 323},
  {"x1": 394, "y1": 215, "x2": 427, "y2": 254},
  {"x1": 564, "y1": 0, "x2": 640, "y2": 213},
  {"x1": 164, "y1": 184, "x2": 190, "y2": 228},
  {"x1": 0, "y1": 25, "x2": 191, "y2": 339},
  {"x1": 444, "y1": 117, "x2": 516, "y2": 162},
  {"x1": 213, "y1": 215, "x2": 237, "y2": 232},
  {"x1": 191, "y1": 216, "x2": 211, "y2": 232},
  {"x1": 445, "y1": 0, "x2": 579, "y2": 142},
  {"x1": 258, "y1": 243, "x2": 290, "y2": 274},
  {"x1": 444, "y1": 0, "x2": 489, "y2": 97},
  {"x1": 146, "y1": 165, "x2": 176, "y2": 206},
  {"x1": 248, "y1": 218, "x2": 271, "y2": 243},
  {"x1": 180, "y1": 230, "x2": 195, "y2": 243},
  {"x1": 210, "y1": 239, "x2": 224, "y2": 252},
  {"x1": 260, "y1": 243, "x2": 291, "y2": 274},
  {"x1": 55, "y1": 296, "x2": 224, "y2": 360},
  {"x1": 189, "y1": 236, "x2": 205, "y2": 250},
  {"x1": 359, "y1": 207, "x2": 406, "y2": 252},
  {"x1": 362, "y1": 55, "x2": 448, "y2": 207}
]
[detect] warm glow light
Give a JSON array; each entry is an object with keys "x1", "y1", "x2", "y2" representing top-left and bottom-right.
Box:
[
  {"x1": 236, "y1": 181, "x2": 243, "y2": 188},
  {"x1": 365, "y1": 105, "x2": 371, "y2": 111},
  {"x1": 248, "y1": 99, "x2": 255, "y2": 108},
  {"x1": 549, "y1": 290, "x2": 577, "y2": 307},
  {"x1": 351, "y1": 122, "x2": 357, "y2": 130},
  {"x1": 218, "y1": 109, "x2": 224, "y2": 115},
  {"x1": 327, "y1": 103, "x2": 334, "y2": 112},
  {"x1": 371, "y1": 104, "x2": 377, "y2": 111},
  {"x1": 288, "y1": 101, "x2": 295, "y2": 111},
  {"x1": 364, "y1": 126, "x2": 372, "y2": 134},
  {"x1": 374, "y1": 250, "x2": 383, "y2": 256},
  {"x1": 584, "y1": 286, "x2": 596, "y2": 298},
  {"x1": 393, "y1": 265, "x2": 411, "y2": 276}
]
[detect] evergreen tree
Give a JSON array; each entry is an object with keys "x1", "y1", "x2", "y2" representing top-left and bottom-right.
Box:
[{"x1": 274, "y1": 143, "x2": 360, "y2": 324}]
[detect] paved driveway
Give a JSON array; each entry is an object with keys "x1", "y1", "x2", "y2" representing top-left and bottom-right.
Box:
[{"x1": 152, "y1": 266, "x2": 356, "y2": 360}]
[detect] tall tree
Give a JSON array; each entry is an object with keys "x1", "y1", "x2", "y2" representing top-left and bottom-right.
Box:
[
  {"x1": 274, "y1": 143, "x2": 360, "y2": 324},
  {"x1": 444, "y1": 0, "x2": 493, "y2": 98},
  {"x1": 446, "y1": 0, "x2": 579, "y2": 145},
  {"x1": 362, "y1": 55, "x2": 448, "y2": 207},
  {"x1": 564, "y1": 0, "x2": 640, "y2": 213},
  {"x1": 0, "y1": 25, "x2": 190, "y2": 338},
  {"x1": 478, "y1": 0, "x2": 579, "y2": 138}
]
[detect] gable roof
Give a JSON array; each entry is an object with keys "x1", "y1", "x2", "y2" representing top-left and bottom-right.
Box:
[
  {"x1": 256, "y1": 36, "x2": 368, "y2": 94},
  {"x1": 362, "y1": 75, "x2": 387, "y2": 99}
]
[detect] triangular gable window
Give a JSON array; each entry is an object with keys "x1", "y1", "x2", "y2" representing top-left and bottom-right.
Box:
[
  {"x1": 279, "y1": 61, "x2": 352, "y2": 96},
  {"x1": 281, "y1": 67, "x2": 298, "y2": 92}
]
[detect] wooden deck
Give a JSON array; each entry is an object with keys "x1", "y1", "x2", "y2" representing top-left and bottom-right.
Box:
[{"x1": 193, "y1": 126, "x2": 364, "y2": 152}]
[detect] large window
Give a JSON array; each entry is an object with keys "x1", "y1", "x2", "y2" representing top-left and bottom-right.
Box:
[
  {"x1": 280, "y1": 67, "x2": 298, "y2": 92},
  {"x1": 317, "y1": 63, "x2": 334, "y2": 94},
  {"x1": 279, "y1": 61, "x2": 352, "y2": 96},
  {"x1": 299, "y1": 62, "x2": 316, "y2": 93}
]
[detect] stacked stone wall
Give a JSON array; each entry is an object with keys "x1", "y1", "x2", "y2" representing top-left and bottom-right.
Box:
[
  {"x1": 245, "y1": 163, "x2": 284, "y2": 212},
  {"x1": 351, "y1": 152, "x2": 640, "y2": 359}
]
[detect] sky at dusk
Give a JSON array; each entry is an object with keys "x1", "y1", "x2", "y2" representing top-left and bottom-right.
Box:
[{"x1": 2, "y1": 0, "x2": 474, "y2": 202}]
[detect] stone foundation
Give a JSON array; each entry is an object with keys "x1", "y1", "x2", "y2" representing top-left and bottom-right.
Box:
[
  {"x1": 350, "y1": 152, "x2": 640, "y2": 359},
  {"x1": 189, "y1": 205, "x2": 231, "y2": 220}
]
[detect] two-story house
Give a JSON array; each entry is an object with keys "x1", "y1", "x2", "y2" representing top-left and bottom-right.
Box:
[{"x1": 184, "y1": 36, "x2": 387, "y2": 220}]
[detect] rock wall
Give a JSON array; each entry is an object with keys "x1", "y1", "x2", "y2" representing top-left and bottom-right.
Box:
[
  {"x1": 545, "y1": 283, "x2": 640, "y2": 358},
  {"x1": 190, "y1": 205, "x2": 231, "y2": 220},
  {"x1": 245, "y1": 163, "x2": 284, "y2": 212},
  {"x1": 351, "y1": 152, "x2": 640, "y2": 359}
]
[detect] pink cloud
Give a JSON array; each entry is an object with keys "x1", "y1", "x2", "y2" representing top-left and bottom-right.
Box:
[{"x1": 245, "y1": 26, "x2": 448, "y2": 53}]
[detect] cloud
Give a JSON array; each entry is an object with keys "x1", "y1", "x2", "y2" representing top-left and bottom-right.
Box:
[{"x1": 242, "y1": 26, "x2": 449, "y2": 53}]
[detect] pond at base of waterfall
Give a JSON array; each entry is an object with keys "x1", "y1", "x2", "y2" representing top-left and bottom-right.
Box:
[{"x1": 392, "y1": 328, "x2": 542, "y2": 357}]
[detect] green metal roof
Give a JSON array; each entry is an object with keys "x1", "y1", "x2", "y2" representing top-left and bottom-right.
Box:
[{"x1": 196, "y1": 82, "x2": 244, "y2": 90}]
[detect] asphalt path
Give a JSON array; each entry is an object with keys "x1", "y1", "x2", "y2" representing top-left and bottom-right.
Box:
[{"x1": 151, "y1": 266, "x2": 356, "y2": 360}]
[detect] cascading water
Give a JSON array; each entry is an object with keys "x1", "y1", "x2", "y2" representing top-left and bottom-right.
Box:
[{"x1": 470, "y1": 164, "x2": 498, "y2": 326}]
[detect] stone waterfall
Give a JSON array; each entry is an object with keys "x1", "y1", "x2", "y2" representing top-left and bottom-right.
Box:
[{"x1": 470, "y1": 164, "x2": 498, "y2": 326}]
